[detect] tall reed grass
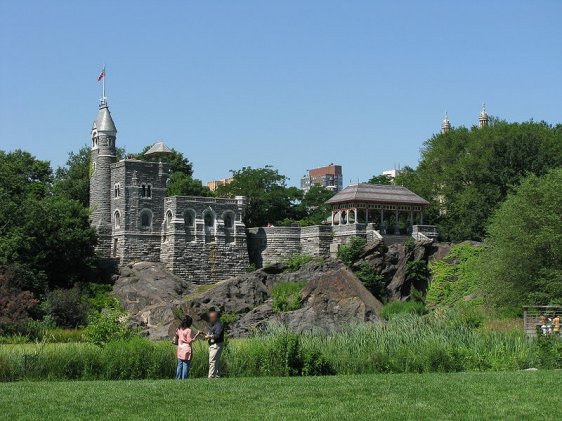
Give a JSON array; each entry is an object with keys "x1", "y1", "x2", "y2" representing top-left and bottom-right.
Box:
[{"x1": 1, "y1": 313, "x2": 558, "y2": 381}]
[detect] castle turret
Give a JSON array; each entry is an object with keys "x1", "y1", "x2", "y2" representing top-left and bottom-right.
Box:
[
  {"x1": 90, "y1": 98, "x2": 117, "y2": 255},
  {"x1": 441, "y1": 112, "x2": 451, "y2": 134},
  {"x1": 479, "y1": 103, "x2": 489, "y2": 128}
]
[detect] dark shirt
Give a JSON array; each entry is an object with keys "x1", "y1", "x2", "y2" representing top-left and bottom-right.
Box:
[{"x1": 208, "y1": 321, "x2": 224, "y2": 345}]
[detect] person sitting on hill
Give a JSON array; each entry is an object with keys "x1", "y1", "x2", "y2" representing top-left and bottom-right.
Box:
[
  {"x1": 175, "y1": 316, "x2": 201, "y2": 379},
  {"x1": 539, "y1": 314, "x2": 549, "y2": 336},
  {"x1": 552, "y1": 313, "x2": 560, "y2": 336}
]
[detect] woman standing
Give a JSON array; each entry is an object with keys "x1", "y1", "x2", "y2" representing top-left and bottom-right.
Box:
[{"x1": 175, "y1": 316, "x2": 200, "y2": 379}]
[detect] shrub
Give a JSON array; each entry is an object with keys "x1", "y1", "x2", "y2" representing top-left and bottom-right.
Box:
[
  {"x1": 245, "y1": 263, "x2": 258, "y2": 273},
  {"x1": 272, "y1": 281, "x2": 306, "y2": 313},
  {"x1": 337, "y1": 236, "x2": 367, "y2": 266},
  {"x1": 405, "y1": 260, "x2": 431, "y2": 293},
  {"x1": 220, "y1": 312, "x2": 238, "y2": 330},
  {"x1": 356, "y1": 263, "x2": 386, "y2": 301},
  {"x1": 427, "y1": 243, "x2": 482, "y2": 309},
  {"x1": 83, "y1": 305, "x2": 136, "y2": 346},
  {"x1": 285, "y1": 254, "x2": 313, "y2": 272},
  {"x1": 86, "y1": 283, "x2": 115, "y2": 313},
  {"x1": 381, "y1": 301, "x2": 427, "y2": 320},
  {"x1": 42, "y1": 287, "x2": 89, "y2": 328},
  {"x1": 404, "y1": 238, "x2": 416, "y2": 254},
  {"x1": 0, "y1": 273, "x2": 39, "y2": 335}
]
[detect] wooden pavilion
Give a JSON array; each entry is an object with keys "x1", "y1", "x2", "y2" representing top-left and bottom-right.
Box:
[{"x1": 326, "y1": 183, "x2": 429, "y2": 235}]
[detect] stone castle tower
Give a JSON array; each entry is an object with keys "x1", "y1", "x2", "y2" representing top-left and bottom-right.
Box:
[
  {"x1": 479, "y1": 103, "x2": 489, "y2": 128},
  {"x1": 441, "y1": 112, "x2": 451, "y2": 134},
  {"x1": 90, "y1": 99, "x2": 117, "y2": 255}
]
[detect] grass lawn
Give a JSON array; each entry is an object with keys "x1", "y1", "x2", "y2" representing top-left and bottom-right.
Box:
[{"x1": 1, "y1": 371, "x2": 560, "y2": 421}]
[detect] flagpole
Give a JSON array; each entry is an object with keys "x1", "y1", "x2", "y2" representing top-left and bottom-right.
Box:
[{"x1": 102, "y1": 64, "x2": 106, "y2": 102}]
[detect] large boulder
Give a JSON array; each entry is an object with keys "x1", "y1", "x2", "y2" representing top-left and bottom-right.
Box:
[
  {"x1": 176, "y1": 259, "x2": 382, "y2": 338},
  {"x1": 278, "y1": 266, "x2": 382, "y2": 333},
  {"x1": 113, "y1": 262, "x2": 191, "y2": 339}
]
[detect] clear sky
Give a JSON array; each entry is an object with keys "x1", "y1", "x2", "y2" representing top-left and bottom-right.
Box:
[{"x1": 1, "y1": 1, "x2": 561, "y2": 187}]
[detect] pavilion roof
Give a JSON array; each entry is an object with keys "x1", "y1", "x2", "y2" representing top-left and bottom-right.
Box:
[{"x1": 326, "y1": 183, "x2": 429, "y2": 206}]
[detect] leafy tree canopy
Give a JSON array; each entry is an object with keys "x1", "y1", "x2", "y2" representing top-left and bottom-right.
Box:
[
  {"x1": 399, "y1": 120, "x2": 562, "y2": 241},
  {"x1": 367, "y1": 174, "x2": 393, "y2": 185},
  {"x1": 216, "y1": 166, "x2": 301, "y2": 227},
  {"x1": 479, "y1": 168, "x2": 562, "y2": 313},
  {"x1": 287, "y1": 185, "x2": 335, "y2": 226},
  {"x1": 0, "y1": 150, "x2": 97, "y2": 295},
  {"x1": 167, "y1": 172, "x2": 212, "y2": 197},
  {"x1": 134, "y1": 145, "x2": 193, "y2": 177},
  {"x1": 54, "y1": 145, "x2": 125, "y2": 208}
]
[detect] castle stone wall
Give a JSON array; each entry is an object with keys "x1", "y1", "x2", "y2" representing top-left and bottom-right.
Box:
[
  {"x1": 248, "y1": 223, "x2": 383, "y2": 267},
  {"x1": 110, "y1": 159, "x2": 170, "y2": 263},
  {"x1": 247, "y1": 227, "x2": 302, "y2": 267},
  {"x1": 160, "y1": 196, "x2": 249, "y2": 283}
]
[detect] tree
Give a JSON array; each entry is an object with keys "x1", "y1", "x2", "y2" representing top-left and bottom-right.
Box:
[
  {"x1": 290, "y1": 185, "x2": 335, "y2": 226},
  {"x1": 216, "y1": 166, "x2": 301, "y2": 227},
  {"x1": 167, "y1": 172, "x2": 213, "y2": 197},
  {"x1": 367, "y1": 174, "x2": 393, "y2": 185},
  {"x1": 480, "y1": 169, "x2": 562, "y2": 313},
  {"x1": 42, "y1": 287, "x2": 89, "y2": 328},
  {"x1": 54, "y1": 146, "x2": 91, "y2": 207},
  {"x1": 399, "y1": 120, "x2": 562, "y2": 241},
  {"x1": 0, "y1": 150, "x2": 97, "y2": 295},
  {"x1": 135, "y1": 145, "x2": 193, "y2": 177},
  {"x1": 54, "y1": 145, "x2": 125, "y2": 208}
]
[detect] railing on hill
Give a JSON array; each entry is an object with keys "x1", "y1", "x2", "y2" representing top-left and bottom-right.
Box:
[{"x1": 523, "y1": 305, "x2": 562, "y2": 338}]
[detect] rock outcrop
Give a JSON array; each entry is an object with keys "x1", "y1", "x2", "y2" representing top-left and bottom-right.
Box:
[
  {"x1": 354, "y1": 239, "x2": 453, "y2": 301},
  {"x1": 277, "y1": 266, "x2": 382, "y2": 333},
  {"x1": 113, "y1": 262, "x2": 191, "y2": 339},
  {"x1": 113, "y1": 240, "x2": 455, "y2": 340}
]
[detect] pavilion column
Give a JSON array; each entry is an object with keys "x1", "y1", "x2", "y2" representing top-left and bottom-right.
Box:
[
  {"x1": 365, "y1": 208, "x2": 369, "y2": 225},
  {"x1": 354, "y1": 208, "x2": 358, "y2": 225},
  {"x1": 394, "y1": 208, "x2": 400, "y2": 235},
  {"x1": 420, "y1": 211, "x2": 424, "y2": 225},
  {"x1": 331, "y1": 211, "x2": 335, "y2": 226},
  {"x1": 380, "y1": 208, "x2": 384, "y2": 234}
]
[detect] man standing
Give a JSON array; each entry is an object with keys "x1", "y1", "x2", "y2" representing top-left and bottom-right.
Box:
[{"x1": 204, "y1": 310, "x2": 224, "y2": 378}]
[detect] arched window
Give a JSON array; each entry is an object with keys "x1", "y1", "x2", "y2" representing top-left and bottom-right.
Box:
[
  {"x1": 114, "y1": 210, "x2": 121, "y2": 229},
  {"x1": 223, "y1": 212, "x2": 234, "y2": 229},
  {"x1": 166, "y1": 210, "x2": 173, "y2": 228},
  {"x1": 114, "y1": 183, "x2": 121, "y2": 198},
  {"x1": 141, "y1": 184, "x2": 146, "y2": 198},
  {"x1": 184, "y1": 210, "x2": 195, "y2": 228},
  {"x1": 147, "y1": 184, "x2": 152, "y2": 198},
  {"x1": 140, "y1": 209, "x2": 152, "y2": 228},
  {"x1": 204, "y1": 212, "x2": 214, "y2": 227}
]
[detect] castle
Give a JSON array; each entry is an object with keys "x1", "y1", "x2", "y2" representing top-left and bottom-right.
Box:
[
  {"x1": 89, "y1": 98, "x2": 250, "y2": 283},
  {"x1": 89, "y1": 97, "x2": 436, "y2": 284}
]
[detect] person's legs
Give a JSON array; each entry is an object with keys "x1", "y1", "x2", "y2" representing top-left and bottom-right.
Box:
[
  {"x1": 208, "y1": 344, "x2": 223, "y2": 378},
  {"x1": 214, "y1": 344, "x2": 223, "y2": 377},
  {"x1": 183, "y1": 359, "x2": 191, "y2": 379},
  {"x1": 176, "y1": 359, "x2": 183, "y2": 379},
  {"x1": 208, "y1": 345, "x2": 217, "y2": 378}
]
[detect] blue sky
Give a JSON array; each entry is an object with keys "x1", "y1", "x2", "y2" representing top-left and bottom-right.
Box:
[{"x1": 1, "y1": 1, "x2": 561, "y2": 187}]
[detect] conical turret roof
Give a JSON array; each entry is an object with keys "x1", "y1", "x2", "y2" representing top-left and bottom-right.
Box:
[{"x1": 93, "y1": 101, "x2": 117, "y2": 134}]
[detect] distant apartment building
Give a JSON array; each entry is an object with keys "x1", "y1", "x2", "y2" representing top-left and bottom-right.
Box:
[
  {"x1": 207, "y1": 177, "x2": 234, "y2": 192},
  {"x1": 300, "y1": 164, "x2": 343, "y2": 193}
]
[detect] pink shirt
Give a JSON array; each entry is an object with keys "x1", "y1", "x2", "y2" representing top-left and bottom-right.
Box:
[{"x1": 176, "y1": 328, "x2": 197, "y2": 360}]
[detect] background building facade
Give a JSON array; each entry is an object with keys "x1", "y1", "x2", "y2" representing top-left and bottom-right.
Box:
[{"x1": 300, "y1": 164, "x2": 343, "y2": 193}]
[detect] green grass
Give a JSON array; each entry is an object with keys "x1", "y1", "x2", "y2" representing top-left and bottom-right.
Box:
[{"x1": 0, "y1": 371, "x2": 560, "y2": 420}]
